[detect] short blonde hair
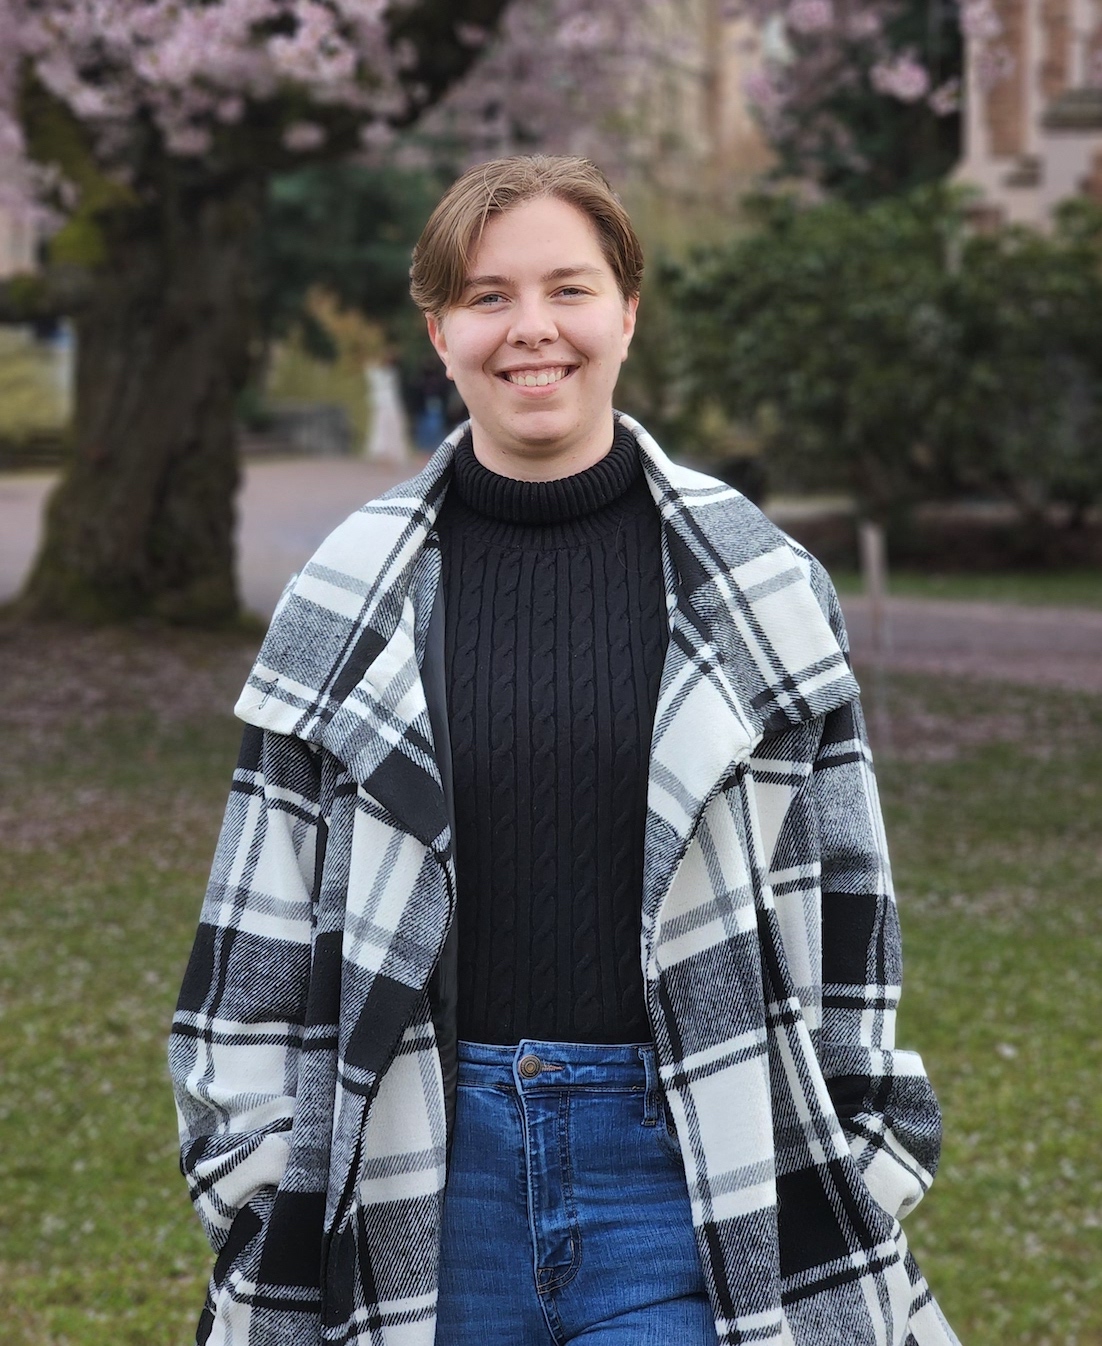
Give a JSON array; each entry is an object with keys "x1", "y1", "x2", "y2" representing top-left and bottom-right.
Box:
[{"x1": 409, "y1": 155, "x2": 644, "y2": 317}]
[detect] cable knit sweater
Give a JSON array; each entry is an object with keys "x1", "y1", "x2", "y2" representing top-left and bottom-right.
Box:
[{"x1": 436, "y1": 426, "x2": 668, "y2": 1044}]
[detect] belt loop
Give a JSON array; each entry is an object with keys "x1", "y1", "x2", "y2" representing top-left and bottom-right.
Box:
[{"x1": 638, "y1": 1045, "x2": 659, "y2": 1127}]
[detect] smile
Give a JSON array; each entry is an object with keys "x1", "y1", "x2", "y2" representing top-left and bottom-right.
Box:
[{"x1": 501, "y1": 366, "x2": 573, "y2": 388}]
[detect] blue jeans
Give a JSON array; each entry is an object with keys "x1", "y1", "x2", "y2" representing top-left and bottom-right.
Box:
[{"x1": 436, "y1": 1040, "x2": 715, "y2": 1344}]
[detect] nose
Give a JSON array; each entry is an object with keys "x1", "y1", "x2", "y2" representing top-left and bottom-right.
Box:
[{"x1": 507, "y1": 294, "x2": 557, "y2": 347}]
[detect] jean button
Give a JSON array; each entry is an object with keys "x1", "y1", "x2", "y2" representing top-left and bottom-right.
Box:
[{"x1": 517, "y1": 1053, "x2": 542, "y2": 1079}]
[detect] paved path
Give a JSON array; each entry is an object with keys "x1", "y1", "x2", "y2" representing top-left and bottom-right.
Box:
[
  {"x1": 842, "y1": 594, "x2": 1102, "y2": 694},
  {"x1": 3, "y1": 459, "x2": 1100, "y2": 691},
  {"x1": 0, "y1": 457, "x2": 418, "y2": 620}
]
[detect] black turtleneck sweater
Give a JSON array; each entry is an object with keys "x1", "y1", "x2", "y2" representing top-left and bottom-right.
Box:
[{"x1": 436, "y1": 426, "x2": 669, "y2": 1045}]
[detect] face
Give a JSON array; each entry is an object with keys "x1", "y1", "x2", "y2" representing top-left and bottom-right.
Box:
[{"x1": 426, "y1": 195, "x2": 638, "y2": 480}]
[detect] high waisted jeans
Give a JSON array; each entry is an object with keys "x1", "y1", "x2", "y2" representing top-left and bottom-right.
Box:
[{"x1": 436, "y1": 1040, "x2": 714, "y2": 1344}]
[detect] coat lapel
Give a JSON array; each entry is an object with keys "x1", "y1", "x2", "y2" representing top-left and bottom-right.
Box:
[
  {"x1": 235, "y1": 428, "x2": 464, "y2": 851},
  {"x1": 625, "y1": 413, "x2": 861, "y2": 920}
]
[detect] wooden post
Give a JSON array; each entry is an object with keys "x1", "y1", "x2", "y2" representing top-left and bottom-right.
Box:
[{"x1": 858, "y1": 520, "x2": 892, "y2": 756}]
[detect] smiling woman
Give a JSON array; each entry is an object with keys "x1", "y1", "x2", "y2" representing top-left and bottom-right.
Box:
[
  {"x1": 420, "y1": 196, "x2": 637, "y2": 480},
  {"x1": 169, "y1": 156, "x2": 960, "y2": 1346}
]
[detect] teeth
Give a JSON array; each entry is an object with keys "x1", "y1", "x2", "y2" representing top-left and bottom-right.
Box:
[{"x1": 507, "y1": 367, "x2": 568, "y2": 387}]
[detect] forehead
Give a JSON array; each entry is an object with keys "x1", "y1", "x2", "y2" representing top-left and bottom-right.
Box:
[{"x1": 465, "y1": 196, "x2": 609, "y2": 279}]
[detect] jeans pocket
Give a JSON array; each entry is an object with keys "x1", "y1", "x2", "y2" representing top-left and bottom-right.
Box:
[{"x1": 651, "y1": 1096, "x2": 682, "y2": 1160}]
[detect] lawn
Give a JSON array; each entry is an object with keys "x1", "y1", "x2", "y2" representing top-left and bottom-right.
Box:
[
  {"x1": 0, "y1": 329, "x2": 71, "y2": 441},
  {"x1": 830, "y1": 567, "x2": 1102, "y2": 610},
  {"x1": 1, "y1": 626, "x2": 1099, "y2": 1345}
]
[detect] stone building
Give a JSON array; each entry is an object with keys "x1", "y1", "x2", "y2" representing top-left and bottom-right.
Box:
[
  {"x1": 619, "y1": 0, "x2": 773, "y2": 232},
  {"x1": 955, "y1": 0, "x2": 1102, "y2": 223}
]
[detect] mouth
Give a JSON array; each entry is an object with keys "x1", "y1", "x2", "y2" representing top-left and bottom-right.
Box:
[{"x1": 498, "y1": 365, "x2": 575, "y2": 388}]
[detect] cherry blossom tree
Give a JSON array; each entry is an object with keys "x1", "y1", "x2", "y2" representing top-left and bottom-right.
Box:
[
  {"x1": 0, "y1": 0, "x2": 514, "y2": 623},
  {"x1": 738, "y1": 0, "x2": 963, "y2": 199}
]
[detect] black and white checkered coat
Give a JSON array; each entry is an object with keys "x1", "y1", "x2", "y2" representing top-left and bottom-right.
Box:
[{"x1": 170, "y1": 414, "x2": 959, "y2": 1346}]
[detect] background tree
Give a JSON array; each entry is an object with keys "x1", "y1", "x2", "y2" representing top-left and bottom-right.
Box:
[
  {"x1": 935, "y1": 200, "x2": 1102, "y2": 536},
  {"x1": 0, "y1": 0, "x2": 514, "y2": 624}
]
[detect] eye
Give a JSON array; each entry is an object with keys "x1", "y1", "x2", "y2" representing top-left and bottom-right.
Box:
[
  {"x1": 554, "y1": 285, "x2": 589, "y2": 299},
  {"x1": 470, "y1": 291, "x2": 506, "y2": 307}
]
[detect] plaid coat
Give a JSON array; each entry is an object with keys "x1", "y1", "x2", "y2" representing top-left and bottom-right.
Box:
[{"x1": 170, "y1": 414, "x2": 959, "y2": 1346}]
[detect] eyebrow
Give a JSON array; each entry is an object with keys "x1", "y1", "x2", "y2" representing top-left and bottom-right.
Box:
[{"x1": 461, "y1": 264, "x2": 606, "y2": 290}]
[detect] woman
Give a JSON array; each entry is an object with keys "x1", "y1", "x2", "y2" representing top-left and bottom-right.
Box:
[{"x1": 170, "y1": 156, "x2": 959, "y2": 1346}]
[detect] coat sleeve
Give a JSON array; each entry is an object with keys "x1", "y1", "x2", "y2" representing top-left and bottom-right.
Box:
[
  {"x1": 168, "y1": 723, "x2": 323, "y2": 1254},
  {"x1": 809, "y1": 584, "x2": 943, "y2": 1222}
]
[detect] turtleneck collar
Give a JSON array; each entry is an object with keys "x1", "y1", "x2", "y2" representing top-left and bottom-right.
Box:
[{"x1": 450, "y1": 423, "x2": 642, "y2": 526}]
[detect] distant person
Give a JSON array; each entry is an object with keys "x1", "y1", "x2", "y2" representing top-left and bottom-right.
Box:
[
  {"x1": 170, "y1": 155, "x2": 959, "y2": 1346},
  {"x1": 410, "y1": 359, "x2": 455, "y2": 450}
]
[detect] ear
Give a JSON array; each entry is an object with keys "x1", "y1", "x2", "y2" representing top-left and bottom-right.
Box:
[
  {"x1": 425, "y1": 313, "x2": 453, "y2": 379},
  {"x1": 620, "y1": 295, "x2": 639, "y2": 362}
]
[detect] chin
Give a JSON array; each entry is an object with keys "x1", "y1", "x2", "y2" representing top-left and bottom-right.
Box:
[{"x1": 502, "y1": 419, "x2": 577, "y2": 451}]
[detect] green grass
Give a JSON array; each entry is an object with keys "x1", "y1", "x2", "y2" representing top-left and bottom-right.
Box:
[
  {"x1": 877, "y1": 675, "x2": 1102, "y2": 1345},
  {"x1": 0, "y1": 328, "x2": 71, "y2": 439},
  {"x1": 1, "y1": 629, "x2": 1099, "y2": 1344},
  {"x1": 0, "y1": 628, "x2": 251, "y2": 1346},
  {"x1": 831, "y1": 568, "x2": 1102, "y2": 609}
]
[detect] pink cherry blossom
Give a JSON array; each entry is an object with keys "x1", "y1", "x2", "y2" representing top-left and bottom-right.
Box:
[
  {"x1": 0, "y1": 0, "x2": 410, "y2": 216},
  {"x1": 870, "y1": 52, "x2": 931, "y2": 102},
  {"x1": 743, "y1": 67, "x2": 784, "y2": 114},
  {"x1": 786, "y1": 0, "x2": 834, "y2": 35},
  {"x1": 283, "y1": 120, "x2": 327, "y2": 152},
  {"x1": 165, "y1": 125, "x2": 213, "y2": 157},
  {"x1": 960, "y1": 0, "x2": 1002, "y2": 43},
  {"x1": 928, "y1": 77, "x2": 961, "y2": 115},
  {"x1": 555, "y1": 13, "x2": 609, "y2": 48},
  {"x1": 845, "y1": 10, "x2": 881, "y2": 40}
]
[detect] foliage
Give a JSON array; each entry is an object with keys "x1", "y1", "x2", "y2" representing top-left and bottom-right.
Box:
[
  {"x1": 934, "y1": 201, "x2": 1102, "y2": 527},
  {"x1": 669, "y1": 189, "x2": 1102, "y2": 524},
  {"x1": 262, "y1": 288, "x2": 387, "y2": 444},
  {"x1": 256, "y1": 162, "x2": 445, "y2": 352},
  {"x1": 742, "y1": 0, "x2": 962, "y2": 200},
  {"x1": 670, "y1": 186, "x2": 959, "y2": 518}
]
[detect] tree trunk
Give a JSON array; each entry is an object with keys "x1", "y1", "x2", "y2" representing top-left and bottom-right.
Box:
[{"x1": 20, "y1": 171, "x2": 262, "y2": 624}]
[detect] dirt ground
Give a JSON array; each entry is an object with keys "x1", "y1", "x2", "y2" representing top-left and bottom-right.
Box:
[{"x1": 3, "y1": 457, "x2": 1101, "y2": 694}]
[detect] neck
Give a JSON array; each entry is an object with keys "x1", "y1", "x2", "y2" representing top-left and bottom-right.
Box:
[{"x1": 469, "y1": 412, "x2": 617, "y2": 481}]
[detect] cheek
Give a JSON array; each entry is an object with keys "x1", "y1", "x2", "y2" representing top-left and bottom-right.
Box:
[{"x1": 450, "y1": 330, "x2": 498, "y2": 374}]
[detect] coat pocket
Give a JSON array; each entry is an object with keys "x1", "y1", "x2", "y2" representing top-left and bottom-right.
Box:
[{"x1": 818, "y1": 1042, "x2": 942, "y2": 1221}]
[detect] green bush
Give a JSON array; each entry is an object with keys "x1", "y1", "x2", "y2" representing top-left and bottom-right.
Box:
[{"x1": 669, "y1": 190, "x2": 1102, "y2": 528}]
